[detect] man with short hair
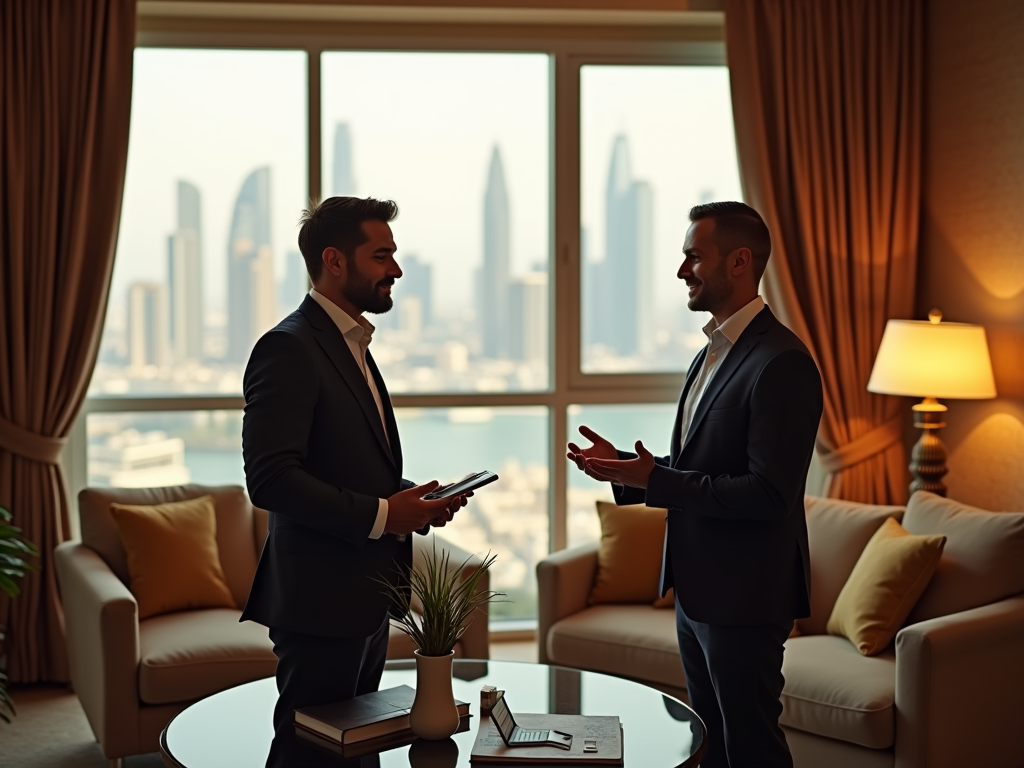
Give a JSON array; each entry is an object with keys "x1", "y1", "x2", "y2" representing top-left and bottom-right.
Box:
[
  {"x1": 241, "y1": 197, "x2": 466, "y2": 763},
  {"x1": 568, "y1": 201, "x2": 823, "y2": 768}
]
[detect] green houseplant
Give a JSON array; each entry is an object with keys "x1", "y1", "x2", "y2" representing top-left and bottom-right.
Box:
[
  {"x1": 380, "y1": 540, "x2": 503, "y2": 739},
  {"x1": 0, "y1": 503, "x2": 39, "y2": 723}
]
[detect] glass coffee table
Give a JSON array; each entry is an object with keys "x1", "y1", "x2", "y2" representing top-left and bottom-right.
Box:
[{"x1": 160, "y1": 659, "x2": 706, "y2": 767}]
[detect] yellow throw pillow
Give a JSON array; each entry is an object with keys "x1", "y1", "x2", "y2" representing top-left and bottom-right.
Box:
[
  {"x1": 827, "y1": 517, "x2": 946, "y2": 655},
  {"x1": 588, "y1": 502, "x2": 667, "y2": 605},
  {"x1": 110, "y1": 495, "x2": 237, "y2": 620}
]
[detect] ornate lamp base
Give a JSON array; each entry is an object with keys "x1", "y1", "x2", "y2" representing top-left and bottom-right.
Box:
[{"x1": 909, "y1": 397, "x2": 948, "y2": 497}]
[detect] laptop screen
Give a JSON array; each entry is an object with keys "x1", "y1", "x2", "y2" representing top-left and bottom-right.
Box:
[{"x1": 491, "y1": 695, "x2": 517, "y2": 741}]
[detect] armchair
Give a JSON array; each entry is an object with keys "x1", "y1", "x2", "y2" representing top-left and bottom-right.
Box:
[{"x1": 55, "y1": 484, "x2": 490, "y2": 766}]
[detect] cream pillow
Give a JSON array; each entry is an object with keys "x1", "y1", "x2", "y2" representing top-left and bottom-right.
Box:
[
  {"x1": 827, "y1": 517, "x2": 945, "y2": 655},
  {"x1": 588, "y1": 502, "x2": 667, "y2": 605},
  {"x1": 110, "y1": 495, "x2": 237, "y2": 620}
]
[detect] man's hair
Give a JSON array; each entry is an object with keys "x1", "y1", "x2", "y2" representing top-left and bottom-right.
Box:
[
  {"x1": 297, "y1": 196, "x2": 399, "y2": 283},
  {"x1": 688, "y1": 201, "x2": 771, "y2": 282}
]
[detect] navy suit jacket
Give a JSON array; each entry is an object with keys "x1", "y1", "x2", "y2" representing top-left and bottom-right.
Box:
[
  {"x1": 615, "y1": 305, "x2": 823, "y2": 625},
  {"x1": 240, "y1": 295, "x2": 414, "y2": 638}
]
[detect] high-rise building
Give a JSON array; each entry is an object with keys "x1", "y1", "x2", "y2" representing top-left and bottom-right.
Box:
[
  {"x1": 167, "y1": 180, "x2": 204, "y2": 362},
  {"x1": 509, "y1": 271, "x2": 548, "y2": 363},
  {"x1": 481, "y1": 146, "x2": 510, "y2": 358},
  {"x1": 127, "y1": 282, "x2": 170, "y2": 368},
  {"x1": 332, "y1": 123, "x2": 355, "y2": 196},
  {"x1": 227, "y1": 167, "x2": 276, "y2": 362},
  {"x1": 279, "y1": 250, "x2": 309, "y2": 315},
  {"x1": 399, "y1": 254, "x2": 433, "y2": 328},
  {"x1": 599, "y1": 135, "x2": 654, "y2": 357}
]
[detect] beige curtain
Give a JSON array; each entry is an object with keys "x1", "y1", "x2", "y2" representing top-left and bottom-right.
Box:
[
  {"x1": 0, "y1": 0, "x2": 134, "y2": 682},
  {"x1": 725, "y1": 0, "x2": 923, "y2": 504}
]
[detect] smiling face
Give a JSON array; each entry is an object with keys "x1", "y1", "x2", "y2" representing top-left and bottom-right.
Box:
[
  {"x1": 678, "y1": 218, "x2": 734, "y2": 317},
  {"x1": 320, "y1": 219, "x2": 402, "y2": 317}
]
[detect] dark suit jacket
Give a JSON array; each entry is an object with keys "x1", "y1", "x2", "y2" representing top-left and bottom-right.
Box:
[
  {"x1": 240, "y1": 295, "x2": 413, "y2": 638},
  {"x1": 615, "y1": 305, "x2": 823, "y2": 626}
]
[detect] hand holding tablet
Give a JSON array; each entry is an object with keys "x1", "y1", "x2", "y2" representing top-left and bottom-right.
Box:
[{"x1": 421, "y1": 470, "x2": 498, "y2": 500}]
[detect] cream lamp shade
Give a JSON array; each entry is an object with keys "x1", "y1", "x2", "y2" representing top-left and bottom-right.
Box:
[{"x1": 867, "y1": 318, "x2": 997, "y2": 400}]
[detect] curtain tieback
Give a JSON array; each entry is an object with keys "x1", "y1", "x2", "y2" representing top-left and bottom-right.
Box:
[
  {"x1": 0, "y1": 413, "x2": 67, "y2": 464},
  {"x1": 816, "y1": 414, "x2": 903, "y2": 474}
]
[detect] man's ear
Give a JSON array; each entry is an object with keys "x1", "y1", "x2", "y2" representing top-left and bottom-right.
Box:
[
  {"x1": 730, "y1": 247, "x2": 753, "y2": 276},
  {"x1": 322, "y1": 246, "x2": 346, "y2": 278}
]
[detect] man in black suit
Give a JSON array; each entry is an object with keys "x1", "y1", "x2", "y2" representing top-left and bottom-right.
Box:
[
  {"x1": 568, "y1": 202, "x2": 823, "y2": 768},
  {"x1": 240, "y1": 197, "x2": 465, "y2": 763}
]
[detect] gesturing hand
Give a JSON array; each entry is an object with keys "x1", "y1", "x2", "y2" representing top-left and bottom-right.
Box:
[
  {"x1": 386, "y1": 482, "x2": 453, "y2": 536},
  {"x1": 567, "y1": 425, "x2": 619, "y2": 481},
  {"x1": 587, "y1": 440, "x2": 656, "y2": 489}
]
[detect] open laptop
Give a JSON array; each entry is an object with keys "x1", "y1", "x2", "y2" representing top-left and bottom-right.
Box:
[{"x1": 489, "y1": 693, "x2": 573, "y2": 750}]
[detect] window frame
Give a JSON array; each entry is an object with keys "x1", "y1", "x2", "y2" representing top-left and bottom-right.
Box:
[{"x1": 66, "y1": 8, "x2": 728, "y2": 626}]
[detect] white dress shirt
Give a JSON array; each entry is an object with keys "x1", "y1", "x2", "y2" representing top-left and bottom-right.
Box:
[
  {"x1": 309, "y1": 289, "x2": 390, "y2": 539},
  {"x1": 679, "y1": 296, "x2": 766, "y2": 451}
]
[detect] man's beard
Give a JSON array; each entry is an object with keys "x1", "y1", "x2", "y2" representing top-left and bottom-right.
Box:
[
  {"x1": 687, "y1": 261, "x2": 732, "y2": 313},
  {"x1": 342, "y1": 274, "x2": 394, "y2": 314}
]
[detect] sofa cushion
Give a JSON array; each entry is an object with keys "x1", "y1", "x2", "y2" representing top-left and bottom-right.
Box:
[
  {"x1": 78, "y1": 484, "x2": 259, "y2": 609},
  {"x1": 111, "y1": 496, "x2": 237, "y2": 620},
  {"x1": 801, "y1": 496, "x2": 905, "y2": 636},
  {"x1": 139, "y1": 608, "x2": 276, "y2": 705},
  {"x1": 589, "y1": 503, "x2": 667, "y2": 605},
  {"x1": 827, "y1": 517, "x2": 945, "y2": 655},
  {"x1": 903, "y1": 491, "x2": 1024, "y2": 624},
  {"x1": 781, "y1": 635, "x2": 896, "y2": 749},
  {"x1": 546, "y1": 605, "x2": 685, "y2": 690}
]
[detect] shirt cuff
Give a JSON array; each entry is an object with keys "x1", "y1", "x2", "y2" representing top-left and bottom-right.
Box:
[{"x1": 368, "y1": 498, "x2": 389, "y2": 540}]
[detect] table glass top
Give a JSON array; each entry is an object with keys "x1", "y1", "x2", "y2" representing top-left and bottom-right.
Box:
[{"x1": 162, "y1": 659, "x2": 704, "y2": 767}]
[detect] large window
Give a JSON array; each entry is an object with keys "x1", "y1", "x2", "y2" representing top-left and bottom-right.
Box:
[{"x1": 78, "y1": 16, "x2": 738, "y2": 627}]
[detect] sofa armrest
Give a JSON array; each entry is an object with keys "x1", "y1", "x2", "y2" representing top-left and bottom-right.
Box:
[
  {"x1": 895, "y1": 594, "x2": 1024, "y2": 768},
  {"x1": 414, "y1": 533, "x2": 490, "y2": 660},
  {"x1": 54, "y1": 541, "x2": 142, "y2": 758},
  {"x1": 536, "y1": 544, "x2": 599, "y2": 664}
]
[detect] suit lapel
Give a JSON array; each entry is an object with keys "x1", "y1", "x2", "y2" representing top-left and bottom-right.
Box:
[
  {"x1": 677, "y1": 307, "x2": 774, "y2": 462},
  {"x1": 300, "y1": 296, "x2": 396, "y2": 467},
  {"x1": 366, "y1": 349, "x2": 401, "y2": 474},
  {"x1": 670, "y1": 346, "x2": 707, "y2": 465}
]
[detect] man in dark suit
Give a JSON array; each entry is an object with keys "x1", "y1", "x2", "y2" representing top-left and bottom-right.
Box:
[
  {"x1": 240, "y1": 197, "x2": 465, "y2": 763},
  {"x1": 568, "y1": 202, "x2": 823, "y2": 768}
]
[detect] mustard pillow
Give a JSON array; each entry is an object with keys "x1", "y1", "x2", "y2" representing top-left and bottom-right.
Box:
[
  {"x1": 588, "y1": 502, "x2": 667, "y2": 605},
  {"x1": 827, "y1": 517, "x2": 946, "y2": 655},
  {"x1": 110, "y1": 495, "x2": 236, "y2": 620}
]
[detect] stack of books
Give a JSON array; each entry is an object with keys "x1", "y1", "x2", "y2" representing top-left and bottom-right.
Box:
[{"x1": 293, "y1": 684, "x2": 471, "y2": 758}]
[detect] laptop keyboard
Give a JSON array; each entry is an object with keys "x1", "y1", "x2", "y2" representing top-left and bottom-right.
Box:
[{"x1": 512, "y1": 729, "x2": 548, "y2": 742}]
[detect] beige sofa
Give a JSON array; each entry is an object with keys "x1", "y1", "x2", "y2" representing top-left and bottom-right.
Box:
[
  {"x1": 55, "y1": 484, "x2": 489, "y2": 766},
  {"x1": 538, "y1": 492, "x2": 1024, "y2": 768}
]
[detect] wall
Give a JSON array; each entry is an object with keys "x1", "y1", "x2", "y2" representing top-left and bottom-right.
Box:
[{"x1": 918, "y1": 0, "x2": 1024, "y2": 510}]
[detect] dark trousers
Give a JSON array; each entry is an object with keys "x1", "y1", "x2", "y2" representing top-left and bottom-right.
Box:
[
  {"x1": 676, "y1": 602, "x2": 793, "y2": 768},
  {"x1": 265, "y1": 616, "x2": 390, "y2": 768}
]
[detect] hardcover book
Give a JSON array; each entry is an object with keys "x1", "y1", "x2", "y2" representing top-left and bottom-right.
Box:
[{"x1": 294, "y1": 684, "x2": 470, "y2": 745}]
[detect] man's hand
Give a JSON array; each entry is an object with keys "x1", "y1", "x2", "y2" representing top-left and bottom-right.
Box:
[
  {"x1": 386, "y1": 482, "x2": 454, "y2": 535},
  {"x1": 430, "y1": 491, "x2": 472, "y2": 528},
  {"x1": 567, "y1": 425, "x2": 619, "y2": 481},
  {"x1": 586, "y1": 440, "x2": 656, "y2": 489}
]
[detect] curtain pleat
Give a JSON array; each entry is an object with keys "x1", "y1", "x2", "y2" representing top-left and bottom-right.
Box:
[
  {"x1": 725, "y1": 0, "x2": 923, "y2": 504},
  {"x1": 0, "y1": 0, "x2": 134, "y2": 683}
]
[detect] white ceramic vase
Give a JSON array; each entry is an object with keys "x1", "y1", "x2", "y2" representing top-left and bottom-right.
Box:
[{"x1": 409, "y1": 649, "x2": 460, "y2": 740}]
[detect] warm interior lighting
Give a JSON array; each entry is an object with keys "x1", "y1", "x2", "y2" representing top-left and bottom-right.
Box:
[{"x1": 867, "y1": 310, "x2": 997, "y2": 497}]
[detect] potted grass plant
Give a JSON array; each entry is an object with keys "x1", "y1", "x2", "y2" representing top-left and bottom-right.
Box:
[
  {"x1": 0, "y1": 504, "x2": 39, "y2": 723},
  {"x1": 380, "y1": 540, "x2": 503, "y2": 740}
]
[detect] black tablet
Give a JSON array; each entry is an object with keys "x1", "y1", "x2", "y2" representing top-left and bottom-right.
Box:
[{"x1": 421, "y1": 470, "x2": 498, "y2": 500}]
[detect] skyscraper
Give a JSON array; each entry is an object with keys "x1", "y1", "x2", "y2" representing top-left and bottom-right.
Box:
[
  {"x1": 332, "y1": 123, "x2": 355, "y2": 196},
  {"x1": 399, "y1": 254, "x2": 433, "y2": 329},
  {"x1": 481, "y1": 146, "x2": 510, "y2": 358},
  {"x1": 227, "y1": 167, "x2": 276, "y2": 362},
  {"x1": 279, "y1": 250, "x2": 309, "y2": 316},
  {"x1": 599, "y1": 135, "x2": 653, "y2": 357},
  {"x1": 509, "y1": 271, "x2": 548, "y2": 363},
  {"x1": 167, "y1": 180, "x2": 204, "y2": 362},
  {"x1": 127, "y1": 282, "x2": 170, "y2": 368}
]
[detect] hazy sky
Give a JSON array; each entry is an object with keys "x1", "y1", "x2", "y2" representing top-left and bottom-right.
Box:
[{"x1": 113, "y1": 49, "x2": 740, "y2": 320}]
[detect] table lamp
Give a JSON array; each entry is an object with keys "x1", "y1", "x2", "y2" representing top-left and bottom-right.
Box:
[{"x1": 867, "y1": 309, "x2": 996, "y2": 497}]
